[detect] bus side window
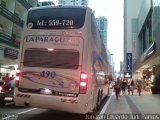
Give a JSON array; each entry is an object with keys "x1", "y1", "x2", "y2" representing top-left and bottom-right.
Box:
[{"x1": 91, "y1": 14, "x2": 97, "y2": 44}]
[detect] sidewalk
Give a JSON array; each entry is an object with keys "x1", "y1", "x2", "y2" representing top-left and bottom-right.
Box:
[{"x1": 104, "y1": 89, "x2": 160, "y2": 114}]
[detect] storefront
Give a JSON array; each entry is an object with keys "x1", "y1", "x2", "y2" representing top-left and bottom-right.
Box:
[
  {"x1": 0, "y1": 47, "x2": 19, "y2": 80},
  {"x1": 142, "y1": 66, "x2": 155, "y2": 87},
  {"x1": 0, "y1": 65, "x2": 18, "y2": 80}
]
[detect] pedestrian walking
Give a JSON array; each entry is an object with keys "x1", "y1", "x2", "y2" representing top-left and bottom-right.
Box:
[
  {"x1": 2, "y1": 73, "x2": 10, "y2": 89},
  {"x1": 137, "y1": 79, "x2": 142, "y2": 96},
  {"x1": 2, "y1": 73, "x2": 10, "y2": 82},
  {"x1": 114, "y1": 78, "x2": 122, "y2": 100},
  {"x1": 121, "y1": 79, "x2": 127, "y2": 95},
  {"x1": 8, "y1": 75, "x2": 15, "y2": 89},
  {"x1": 130, "y1": 79, "x2": 135, "y2": 95},
  {"x1": 127, "y1": 79, "x2": 131, "y2": 95},
  {"x1": 145, "y1": 81, "x2": 151, "y2": 93}
]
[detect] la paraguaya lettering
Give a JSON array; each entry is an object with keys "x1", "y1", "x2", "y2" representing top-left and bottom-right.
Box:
[{"x1": 25, "y1": 36, "x2": 68, "y2": 43}]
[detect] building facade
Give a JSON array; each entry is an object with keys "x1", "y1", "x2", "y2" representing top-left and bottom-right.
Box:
[
  {"x1": 120, "y1": 61, "x2": 124, "y2": 77},
  {"x1": 58, "y1": 0, "x2": 89, "y2": 6},
  {"x1": 96, "y1": 16, "x2": 112, "y2": 79},
  {"x1": 96, "y1": 16, "x2": 108, "y2": 48},
  {"x1": 39, "y1": 1, "x2": 54, "y2": 6},
  {"x1": 109, "y1": 53, "x2": 115, "y2": 80},
  {"x1": 124, "y1": 0, "x2": 160, "y2": 90},
  {"x1": 0, "y1": 0, "x2": 39, "y2": 78},
  {"x1": 123, "y1": 0, "x2": 143, "y2": 74}
]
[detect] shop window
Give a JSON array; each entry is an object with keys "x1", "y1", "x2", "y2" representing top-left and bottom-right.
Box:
[
  {"x1": 142, "y1": 29, "x2": 146, "y2": 52},
  {"x1": 147, "y1": 16, "x2": 152, "y2": 45}
]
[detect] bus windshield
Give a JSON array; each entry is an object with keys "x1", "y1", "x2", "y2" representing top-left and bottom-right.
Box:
[{"x1": 27, "y1": 7, "x2": 86, "y2": 29}]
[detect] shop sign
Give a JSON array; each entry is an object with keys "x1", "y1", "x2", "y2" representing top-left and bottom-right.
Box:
[
  {"x1": 126, "y1": 53, "x2": 132, "y2": 72},
  {"x1": 124, "y1": 72, "x2": 132, "y2": 78},
  {"x1": 143, "y1": 42, "x2": 156, "y2": 61},
  {"x1": 4, "y1": 48, "x2": 18, "y2": 59}
]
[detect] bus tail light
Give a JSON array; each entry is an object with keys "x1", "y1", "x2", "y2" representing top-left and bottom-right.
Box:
[
  {"x1": 79, "y1": 72, "x2": 88, "y2": 94},
  {"x1": 15, "y1": 68, "x2": 21, "y2": 87},
  {"x1": 16, "y1": 69, "x2": 21, "y2": 76},
  {"x1": 0, "y1": 82, "x2": 5, "y2": 92},
  {"x1": 0, "y1": 86, "x2": 3, "y2": 92}
]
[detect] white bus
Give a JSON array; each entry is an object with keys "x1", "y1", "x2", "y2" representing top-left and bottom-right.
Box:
[{"x1": 14, "y1": 6, "x2": 110, "y2": 114}]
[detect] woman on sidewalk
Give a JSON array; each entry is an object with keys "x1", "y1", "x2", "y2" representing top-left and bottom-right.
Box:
[
  {"x1": 127, "y1": 79, "x2": 131, "y2": 95},
  {"x1": 114, "y1": 78, "x2": 122, "y2": 100},
  {"x1": 130, "y1": 79, "x2": 135, "y2": 95},
  {"x1": 137, "y1": 79, "x2": 142, "y2": 96},
  {"x1": 121, "y1": 79, "x2": 127, "y2": 95}
]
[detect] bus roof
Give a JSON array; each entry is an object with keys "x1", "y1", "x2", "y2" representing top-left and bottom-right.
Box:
[{"x1": 28, "y1": 5, "x2": 92, "y2": 12}]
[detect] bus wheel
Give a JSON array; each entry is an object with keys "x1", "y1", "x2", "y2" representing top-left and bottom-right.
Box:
[
  {"x1": 100, "y1": 89, "x2": 103, "y2": 101},
  {"x1": 0, "y1": 98, "x2": 6, "y2": 106},
  {"x1": 96, "y1": 91, "x2": 101, "y2": 110}
]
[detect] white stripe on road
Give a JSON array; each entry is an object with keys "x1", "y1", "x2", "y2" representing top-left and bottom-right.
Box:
[
  {"x1": 1, "y1": 115, "x2": 17, "y2": 120},
  {"x1": 1, "y1": 108, "x2": 37, "y2": 120},
  {"x1": 18, "y1": 108, "x2": 37, "y2": 115},
  {"x1": 95, "y1": 92, "x2": 114, "y2": 120},
  {"x1": 99, "y1": 92, "x2": 113, "y2": 114}
]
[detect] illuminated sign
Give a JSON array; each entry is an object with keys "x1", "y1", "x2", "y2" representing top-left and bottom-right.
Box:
[
  {"x1": 126, "y1": 53, "x2": 132, "y2": 72},
  {"x1": 124, "y1": 72, "x2": 132, "y2": 78},
  {"x1": 27, "y1": 8, "x2": 86, "y2": 29},
  {"x1": 143, "y1": 42, "x2": 156, "y2": 61},
  {"x1": 4, "y1": 48, "x2": 18, "y2": 59}
]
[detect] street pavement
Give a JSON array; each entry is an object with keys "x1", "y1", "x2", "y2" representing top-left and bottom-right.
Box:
[
  {"x1": 98, "y1": 89, "x2": 160, "y2": 120},
  {"x1": 1, "y1": 89, "x2": 160, "y2": 120}
]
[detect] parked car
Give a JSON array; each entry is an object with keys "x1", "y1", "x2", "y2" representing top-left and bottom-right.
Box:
[{"x1": 0, "y1": 79, "x2": 15, "y2": 106}]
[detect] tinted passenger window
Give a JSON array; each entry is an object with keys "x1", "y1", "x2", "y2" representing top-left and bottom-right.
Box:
[{"x1": 23, "y1": 48, "x2": 80, "y2": 69}]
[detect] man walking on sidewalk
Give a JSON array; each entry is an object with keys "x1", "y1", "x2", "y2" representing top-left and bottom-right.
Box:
[
  {"x1": 114, "y1": 78, "x2": 122, "y2": 100},
  {"x1": 130, "y1": 79, "x2": 135, "y2": 95},
  {"x1": 121, "y1": 79, "x2": 127, "y2": 95}
]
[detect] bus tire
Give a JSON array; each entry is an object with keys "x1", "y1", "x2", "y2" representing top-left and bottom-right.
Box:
[
  {"x1": 0, "y1": 98, "x2": 6, "y2": 106},
  {"x1": 96, "y1": 91, "x2": 101, "y2": 110},
  {"x1": 100, "y1": 89, "x2": 103, "y2": 101}
]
